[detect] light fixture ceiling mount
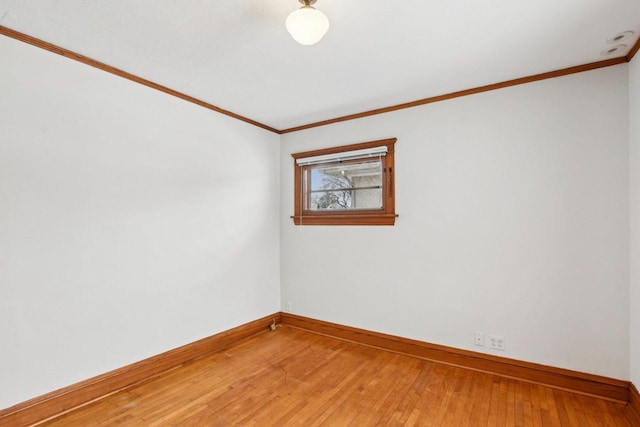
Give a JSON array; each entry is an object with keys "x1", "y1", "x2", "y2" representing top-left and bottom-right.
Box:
[{"x1": 286, "y1": 0, "x2": 330, "y2": 46}]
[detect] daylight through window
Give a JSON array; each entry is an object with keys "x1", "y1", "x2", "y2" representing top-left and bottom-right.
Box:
[{"x1": 291, "y1": 138, "x2": 397, "y2": 226}]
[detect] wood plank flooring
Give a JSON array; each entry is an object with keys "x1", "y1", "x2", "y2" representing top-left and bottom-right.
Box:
[{"x1": 39, "y1": 326, "x2": 635, "y2": 426}]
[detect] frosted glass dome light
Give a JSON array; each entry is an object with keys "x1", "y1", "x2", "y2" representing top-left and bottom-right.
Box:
[{"x1": 286, "y1": 1, "x2": 329, "y2": 46}]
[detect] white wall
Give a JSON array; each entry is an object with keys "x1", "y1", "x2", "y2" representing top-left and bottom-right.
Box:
[
  {"x1": 1, "y1": 29, "x2": 634, "y2": 411},
  {"x1": 0, "y1": 36, "x2": 281, "y2": 408},
  {"x1": 281, "y1": 65, "x2": 630, "y2": 379},
  {"x1": 630, "y1": 54, "x2": 640, "y2": 387}
]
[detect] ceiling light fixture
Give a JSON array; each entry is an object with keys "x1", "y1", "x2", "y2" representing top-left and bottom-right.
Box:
[
  {"x1": 599, "y1": 30, "x2": 635, "y2": 56},
  {"x1": 286, "y1": 0, "x2": 329, "y2": 46},
  {"x1": 607, "y1": 31, "x2": 635, "y2": 44},
  {"x1": 600, "y1": 44, "x2": 628, "y2": 56}
]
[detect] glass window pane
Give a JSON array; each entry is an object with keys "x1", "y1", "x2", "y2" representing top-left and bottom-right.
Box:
[{"x1": 307, "y1": 159, "x2": 383, "y2": 211}]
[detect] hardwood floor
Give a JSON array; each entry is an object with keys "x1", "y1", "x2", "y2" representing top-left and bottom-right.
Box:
[{"x1": 39, "y1": 326, "x2": 635, "y2": 426}]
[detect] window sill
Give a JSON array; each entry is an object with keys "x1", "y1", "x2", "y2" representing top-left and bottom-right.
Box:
[{"x1": 291, "y1": 213, "x2": 398, "y2": 226}]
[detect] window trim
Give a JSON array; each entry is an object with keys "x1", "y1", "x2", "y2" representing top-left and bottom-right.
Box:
[{"x1": 291, "y1": 138, "x2": 397, "y2": 226}]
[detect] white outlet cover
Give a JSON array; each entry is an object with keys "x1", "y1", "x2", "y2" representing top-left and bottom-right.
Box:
[
  {"x1": 474, "y1": 332, "x2": 484, "y2": 346},
  {"x1": 488, "y1": 335, "x2": 505, "y2": 350}
]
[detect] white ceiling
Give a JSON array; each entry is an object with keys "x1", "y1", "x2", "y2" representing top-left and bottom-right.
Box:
[{"x1": 1, "y1": 1, "x2": 639, "y2": 131}]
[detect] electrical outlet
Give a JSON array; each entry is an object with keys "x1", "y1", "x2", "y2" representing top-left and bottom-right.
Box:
[
  {"x1": 488, "y1": 335, "x2": 505, "y2": 351},
  {"x1": 285, "y1": 300, "x2": 292, "y2": 312},
  {"x1": 474, "y1": 331, "x2": 484, "y2": 346}
]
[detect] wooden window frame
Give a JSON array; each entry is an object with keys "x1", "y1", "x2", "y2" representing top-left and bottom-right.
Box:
[{"x1": 291, "y1": 138, "x2": 397, "y2": 226}]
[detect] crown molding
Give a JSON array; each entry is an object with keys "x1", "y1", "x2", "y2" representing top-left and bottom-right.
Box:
[
  {"x1": 627, "y1": 35, "x2": 640, "y2": 62},
  {"x1": 0, "y1": 25, "x2": 280, "y2": 134},
  {"x1": 1, "y1": 25, "x2": 635, "y2": 136},
  {"x1": 279, "y1": 57, "x2": 627, "y2": 133}
]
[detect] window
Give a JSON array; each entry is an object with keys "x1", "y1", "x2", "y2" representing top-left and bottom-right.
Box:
[{"x1": 291, "y1": 138, "x2": 397, "y2": 225}]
